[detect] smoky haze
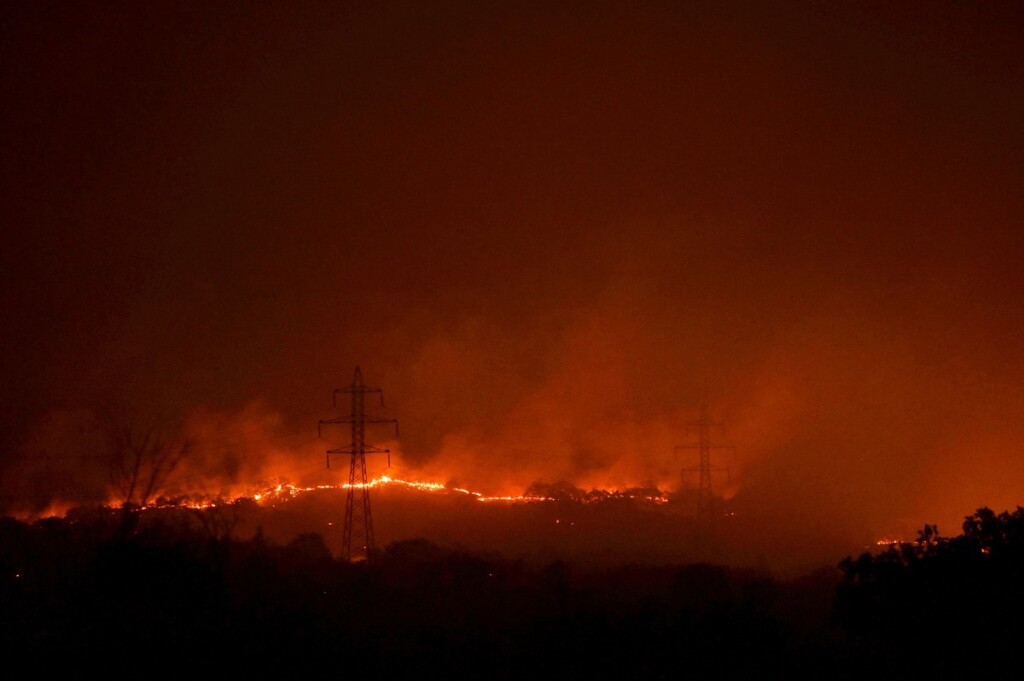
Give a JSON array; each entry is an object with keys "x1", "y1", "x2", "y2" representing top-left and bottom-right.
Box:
[{"x1": 2, "y1": 1, "x2": 1023, "y2": 562}]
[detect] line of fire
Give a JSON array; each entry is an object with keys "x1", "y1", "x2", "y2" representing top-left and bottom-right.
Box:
[
  {"x1": 306, "y1": 366, "x2": 734, "y2": 563},
  {"x1": 6, "y1": 364, "x2": 745, "y2": 565}
]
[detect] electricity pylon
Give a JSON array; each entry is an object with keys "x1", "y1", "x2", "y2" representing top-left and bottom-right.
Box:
[
  {"x1": 676, "y1": 400, "x2": 733, "y2": 551},
  {"x1": 318, "y1": 366, "x2": 398, "y2": 562}
]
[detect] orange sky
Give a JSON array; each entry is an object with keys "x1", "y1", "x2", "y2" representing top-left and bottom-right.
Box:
[{"x1": 2, "y1": 1, "x2": 1023, "y2": 560}]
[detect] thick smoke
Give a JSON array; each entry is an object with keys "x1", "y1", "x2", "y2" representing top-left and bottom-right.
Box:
[{"x1": 2, "y1": 2, "x2": 1022, "y2": 565}]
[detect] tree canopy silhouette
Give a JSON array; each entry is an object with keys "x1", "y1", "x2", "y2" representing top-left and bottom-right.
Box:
[{"x1": 835, "y1": 506, "x2": 1024, "y2": 673}]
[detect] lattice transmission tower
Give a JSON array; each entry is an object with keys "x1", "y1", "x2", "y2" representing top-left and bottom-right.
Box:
[
  {"x1": 318, "y1": 366, "x2": 398, "y2": 562},
  {"x1": 676, "y1": 400, "x2": 733, "y2": 548}
]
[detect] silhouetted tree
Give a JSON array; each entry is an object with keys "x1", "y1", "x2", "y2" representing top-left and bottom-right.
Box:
[
  {"x1": 835, "y1": 506, "x2": 1024, "y2": 674},
  {"x1": 108, "y1": 426, "x2": 191, "y2": 541}
]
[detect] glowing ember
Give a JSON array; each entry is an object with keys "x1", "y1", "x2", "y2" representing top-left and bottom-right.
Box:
[{"x1": 875, "y1": 537, "x2": 904, "y2": 546}]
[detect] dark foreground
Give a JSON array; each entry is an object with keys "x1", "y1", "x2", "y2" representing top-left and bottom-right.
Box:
[{"x1": 2, "y1": 506, "x2": 1023, "y2": 679}]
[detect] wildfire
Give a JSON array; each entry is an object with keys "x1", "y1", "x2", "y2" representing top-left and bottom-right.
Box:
[
  {"x1": 11, "y1": 473, "x2": 673, "y2": 520},
  {"x1": 134, "y1": 474, "x2": 671, "y2": 513},
  {"x1": 135, "y1": 475, "x2": 556, "y2": 512},
  {"x1": 874, "y1": 536, "x2": 931, "y2": 548}
]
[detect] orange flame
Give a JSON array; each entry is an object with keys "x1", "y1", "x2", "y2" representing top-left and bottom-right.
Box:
[{"x1": 123, "y1": 474, "x2": 671, "y2": 513}]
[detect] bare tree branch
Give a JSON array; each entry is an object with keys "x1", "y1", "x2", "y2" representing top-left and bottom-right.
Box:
[{"x1": 108, "y1": 425, "x2": 191, "y2": 541}]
